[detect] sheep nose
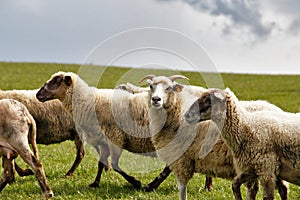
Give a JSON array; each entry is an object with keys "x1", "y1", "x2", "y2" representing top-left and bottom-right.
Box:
[{"x1": 152, "y1": 96, "x2": 161, "y2": 103}]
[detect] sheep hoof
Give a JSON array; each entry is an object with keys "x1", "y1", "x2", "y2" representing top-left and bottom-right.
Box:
[
  {"x1": 132, "y1": 180, "x2": 142, "y2": 190},
  {"x1": 204, "y1": 184, "x2": 214, "y2": 192},
  {"x1": 7, "y1": 177, "x2": 16, "y2": 185},
  {"x1": 64, "y1": 172, "x2": 73, "y2": 177},
  {"x1": 143, "y1": 185, "x2": 155, "y2": 192},
  {"x1": 104, "y1": 164, "x2": 111, "y2": 171},
  {"x1": 43, "y1": 190, "x2": 54, "y2": 199},
  {"x1": 205, "y1": 185, "x2": 213, "y2": 191},
  {"x1": 21, "y1": 169, "x2": 35, "y2": 177},
  {"x1": 88, "y1": 182, "x2": 100, "y2": 188}
]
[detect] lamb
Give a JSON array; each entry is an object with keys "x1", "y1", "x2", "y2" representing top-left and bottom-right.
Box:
[
  {"x1": 0, "y1": 89, "x2": 85, "y2": 177},
  {"x1": 184, "y1": 88, "x2": 299, "y2": 200},
  {"x1": 36, "y1": 71, "x2": 174, "y2": 191},
  {"x1": 138, "y1": 75, "x2": 288, "y2": 200},
  {"x1": 0, "y1": 99, "x2": 53, "y2": 199}
]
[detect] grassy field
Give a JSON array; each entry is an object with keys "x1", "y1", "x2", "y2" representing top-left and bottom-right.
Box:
[{"x1": 0, "y1": 62, "x2": 299, "y2": 199}]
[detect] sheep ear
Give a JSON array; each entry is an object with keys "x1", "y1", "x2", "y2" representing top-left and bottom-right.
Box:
[
  {"x1": 173, "y1": 84, "x2": 184, "y2": 92},
  {"x1": 198, "y1": 123, "x2": 221, "y2": 159},
  {"x1": 64, "y1": 75, "x2": 73, "y2": 86}
]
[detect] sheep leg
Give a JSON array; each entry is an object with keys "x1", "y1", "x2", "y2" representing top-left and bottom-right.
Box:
[
  {"x1": 10, "y1": 140, "x2": 53, "y2": 199},
  {"x1": 205, "y1": 176, "x2": 213, "y2": 191},
  {"x1": 89, "y1": 144, "x2": 110, "y2": 188},
  {"x1": 177, "y1": 180, "x2": 187, "y2": 200},
  {"x1": 276, "y1": 179, "x2": 288, "y2": 200},
  {"x1": 24, "y1": 153, "x2": 53, "y2": 199},
  {"x1": 144, "y1": 165, "x2": 172, "y2": 192},
  {"x1": 0, "y1": 157, "x2": 15, "y2": 191},
  {"x1": 110, "y1": 146, "x2": 142, "y2": 190},
  {"x1": 113, "y1": 169, "x2": 141, "y2": 190},
  {"x1": 65, "y1": 138, "x2": 85, "y2": 177},
  {"x1": 100, "y1": 144, "x2": 111, "y2": 171},
  {"x1": 260, "y1": 174, "x2": 276, "y2": 200},
  {"x1": 15, "y1": 162, "x2": 34, "y2": 177},
  {"x1": 245, "y1": 180, "x2": 259, "y2": 200},
  {"x1": 89, "y1": 161, "x2": 105, "y2": 188},
  {"x1": 232, "y1": 173, "x2": 258, "y2": 200}
]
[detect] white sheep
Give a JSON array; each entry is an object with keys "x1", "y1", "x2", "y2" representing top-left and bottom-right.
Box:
[
  {"x1": 117, "y1": 77, "x2": 286, "y2": 193},
  {"x1": 116, "y1": 79, "x2": 216, "y2": 191},
  {"x1": 138, "y1": 75, "x2": 288, "y2": 200},
  {"x1": 36, "y1": 71, "x2": 174, "y2": 191},
  {"x1": 238, "y1": 100, "x2": 283, "y2": 113},
  {"x1": 115, "y1": 82, "x2": 149, "y2": 94},
  {"x1": 115, "y1": 81, "x2": 206, "y2": 97},
  {"x1": 0, "y1": 99, "x2": 53, "y2": 199},
  {"x1": 184, "y1": 88, "x2": 298, "y2": 200},
  {"x1": 0, "y1": 89, "x2": 85, "y2": 177}
]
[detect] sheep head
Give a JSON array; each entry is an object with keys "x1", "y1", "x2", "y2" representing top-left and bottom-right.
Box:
[
  {"x1": 36, "y1": 71, "x2": 75, "y2": 102},
  {"x1": 139, "y1": 74, "x2": 189, "y2": 109},
  {"x1": 185, "y1": 89, "x2": 227, "y2": 159},
  {"x1": 185, "y1": 88, "x2": 227, "y2": 125}
]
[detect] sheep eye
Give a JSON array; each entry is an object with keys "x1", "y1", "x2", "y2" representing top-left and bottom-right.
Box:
[
  {"x1": 149, "y1": 84, "x2": 153, "y2": 90},
  {"x1": 166, "y1": 86, "x2": 172, "y2": 92}
]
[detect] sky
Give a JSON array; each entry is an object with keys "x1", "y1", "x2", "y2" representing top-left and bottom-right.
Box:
[{"x1": 1, "y1": 0, "x2": 300, "y2": 74}]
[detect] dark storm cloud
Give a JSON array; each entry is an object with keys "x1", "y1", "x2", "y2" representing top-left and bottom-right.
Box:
[{"x1": 157, "y1": 0, "x2": 277, "y2": 38}]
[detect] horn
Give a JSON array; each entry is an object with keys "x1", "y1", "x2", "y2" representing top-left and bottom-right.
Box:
[
  {"x1": 168, "y1": 75, "x2": 190, "y2": 82},
  {"x1": 138, "y1": 74, "x2": 156, "y2": 84}
]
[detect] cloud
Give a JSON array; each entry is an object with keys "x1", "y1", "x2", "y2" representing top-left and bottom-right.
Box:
[
  {"x1": 1, "y1": 0, "x2": 299, "y2": 74},
  {"x1": 263, "y1": 0, "x2": 300, "y2": 34},
  {"x1": 289, "y1": 19, "x2": 300, "y2": 34},
  {"x1": 157, "y1": 0, "x2": 278, "y2": 39},
  {"x1": 0, "y1": 0, "x2": 45, "y2": 15}
]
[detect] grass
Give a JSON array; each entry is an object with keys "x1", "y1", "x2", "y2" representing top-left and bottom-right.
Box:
[{"x1": 0, "y1": 62, "x2": 299, "y2": 199}]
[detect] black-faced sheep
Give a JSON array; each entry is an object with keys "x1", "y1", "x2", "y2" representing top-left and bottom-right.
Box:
[
  {"x1": 36, "y1": 71, "x2": 172, "y2": 191},
  {"x1": 139, "y1": 75, "x2": 288, "y2": 200},
  {"x1": 184, "y1": 88, "x2": 296, "y2": 200},
  {"x1": 0, "y1": 89, "x2": 85, "y2": 177},
  {"x1": 0, "y1": 99, "x2": 53, "y2": 199}
]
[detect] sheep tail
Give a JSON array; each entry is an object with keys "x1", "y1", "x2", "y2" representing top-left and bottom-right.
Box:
[{"x1": 26, "y1": 110, "x2": 39, "y2": 160}]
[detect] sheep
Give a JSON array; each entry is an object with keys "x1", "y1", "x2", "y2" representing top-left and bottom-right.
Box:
[
  {"x1": 139, "y1": 75, "x2": 288, "y2": 200},
  {"x1": 117, "y1": 78, "x2": 286, "y2": 192},
  {"x1": 36, "y1": 71, "x2": 174, "y2": 191},
  {"x1": 184, "y1": 88, "x2": 298, "y2": 200},
  {"x1": 115, "y1": 82, "x2": 206, "y2": 96},
  {"x1": 0, "y1": 99, "x2": 53, "y2": 199},
  {"x1": 0, "y1": 89, "x2": 85, "y2": 177},
  {"x1": 115, "y1": 81, "x2": 216, "y2": 191},
  {"x1": 115, "y1": 82, "x2": 149, "y2": 94}
]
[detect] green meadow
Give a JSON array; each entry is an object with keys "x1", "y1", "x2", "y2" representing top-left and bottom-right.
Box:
[{"x1": 0, "y1": 62, "x2": 299, "y2": 199}]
